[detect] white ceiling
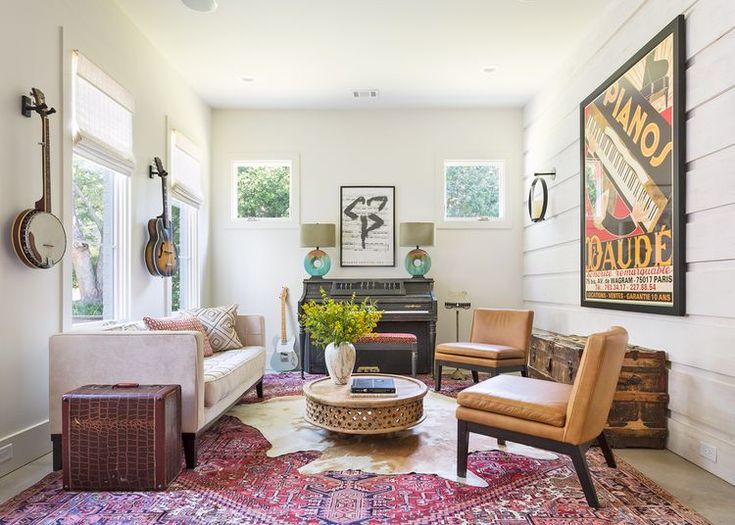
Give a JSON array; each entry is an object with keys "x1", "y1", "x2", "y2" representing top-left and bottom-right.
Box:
[{"x1": 115, "y1": 0, "x2": 608, "y2": 109}]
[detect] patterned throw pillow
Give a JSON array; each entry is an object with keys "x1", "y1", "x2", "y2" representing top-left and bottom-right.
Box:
[
  {"x1": 183, "y1": 304, "x2": 243, "y2": 352},
  {"x1": 143, "y1": 316, "x2": 214, "y2": 357}
]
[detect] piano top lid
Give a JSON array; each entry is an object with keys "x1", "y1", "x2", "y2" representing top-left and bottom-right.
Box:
[{"x1": 300, "y1": 277, "x2": 435, "y2": 300}]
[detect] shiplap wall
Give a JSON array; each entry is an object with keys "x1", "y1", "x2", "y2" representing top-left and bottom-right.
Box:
[{"x1": 523, "y1": 0, "x2": 735, "y2": 484}]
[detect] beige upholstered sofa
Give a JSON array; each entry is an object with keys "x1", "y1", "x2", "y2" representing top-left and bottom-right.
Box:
[{"x1": 49, "y1": 314, "x2": 266, "y2": 469}]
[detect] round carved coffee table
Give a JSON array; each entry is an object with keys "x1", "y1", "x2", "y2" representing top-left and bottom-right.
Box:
[{"x1": 303, "y1": 373, "x2": 428, "y2": 434}]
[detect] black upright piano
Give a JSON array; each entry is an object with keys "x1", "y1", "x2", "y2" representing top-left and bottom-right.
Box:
[{"x1": 298, "y1": 278, "x2": 438, "y2": 376}]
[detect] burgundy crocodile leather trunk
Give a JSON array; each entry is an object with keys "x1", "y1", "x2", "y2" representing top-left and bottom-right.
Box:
[{"x1": 62, "y1": 384, "x2": 182, "y2": 491}]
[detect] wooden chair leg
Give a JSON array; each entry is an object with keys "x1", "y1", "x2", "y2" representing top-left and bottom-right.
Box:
[
  {"x1": 471, "y1": 370, "x2": 480, "y2": 383},
  {"x1": 183, "y1": 433, "x2": 198, "y2": 469},
  {"x1": 569, "y1": 446, "x2": 600, "y2": 508},
  {"x1": 434, "y1": 364, "x2": 442, "y2": 391},
  {"x1": 597, "y1": 432, "x2": 616, "y2": 468},
  {"x1": 256, "y1": 379, "x2": 264, "y2": 399},
  {"x1": 457, "y1": 420, "x2": 469, "y2": 477}
]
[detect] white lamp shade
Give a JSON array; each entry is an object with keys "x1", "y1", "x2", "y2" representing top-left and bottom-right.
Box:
[
  {"x1": 400, "y1": 222, "x2": 435, "y2": 247},
  {"x1": 300, "y1": 223, "x2": 336, "y2": 248}
]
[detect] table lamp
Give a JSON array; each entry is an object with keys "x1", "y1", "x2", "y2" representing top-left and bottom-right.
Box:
[
  {"x1": 300, "y1": 223, "x2": 336, "y2": 278},
  {"x1": 399, "y1": 222, "x2": 435, "y2": 278}
]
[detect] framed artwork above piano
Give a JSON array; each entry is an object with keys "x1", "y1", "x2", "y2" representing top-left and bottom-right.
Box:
[
  {"x1": 579, "y1": 15, "x2": 685, "y2": 316},
  {"x1": 298, "y1": 278, "x2": 437, "y2": 375}
]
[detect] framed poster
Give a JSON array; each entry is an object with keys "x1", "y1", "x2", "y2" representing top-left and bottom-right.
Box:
[
  {"x1": 340, "y1": 185, "x2": 395, "y2": 267},
  {"x1": 580, "y1": 15, "x2": 685, "y2": 315}
]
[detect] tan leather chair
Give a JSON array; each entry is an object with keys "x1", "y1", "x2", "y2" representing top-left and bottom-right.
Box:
[
  {"x1": 434, "y1": 308, "x2": 534, "y2": 391},
  {"x1": 456, "y1": 326, "x2": 628, "y2": 508}
]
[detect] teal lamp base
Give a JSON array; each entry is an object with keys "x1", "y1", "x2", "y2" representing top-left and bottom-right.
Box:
[
  {"x1": 405, "y1": 247, "x2": 431, "y2": 277},
  {"x1": 304, "y1": 248, "x2": 331, "y2": 278}
]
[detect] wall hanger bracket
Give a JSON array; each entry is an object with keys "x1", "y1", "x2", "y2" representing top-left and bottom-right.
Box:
[
  {"x1": 21, "y1": 95, "x2": 34, "y2": 118},
  {"x1": 534, "y1": 169, "x2": 556, "y2": 181}
]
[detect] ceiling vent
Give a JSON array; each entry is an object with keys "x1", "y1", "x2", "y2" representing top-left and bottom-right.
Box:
[{"x1": 353, "y1": 89, "x2": 379, "y2": 99}]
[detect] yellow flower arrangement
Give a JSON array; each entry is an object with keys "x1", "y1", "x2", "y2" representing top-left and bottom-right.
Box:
[{"x1": 300, "y1": 289, "x2": 382, "y2": 347}]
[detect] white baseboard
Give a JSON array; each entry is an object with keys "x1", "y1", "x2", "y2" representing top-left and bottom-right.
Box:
[
  {"x1": 668, "y1": 416, "x2": 735, "y2": 486},
  {"x1": 0, "y1": 421, "x2": 51, "y2": 478}
]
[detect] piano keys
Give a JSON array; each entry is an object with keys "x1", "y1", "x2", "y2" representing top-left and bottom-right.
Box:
[
  {"x1": 298, "y1": 278, "x2": 438, "y2": 376},
  {"x1": 586, "y1": 111, "x2": 668, "y2": 232}
]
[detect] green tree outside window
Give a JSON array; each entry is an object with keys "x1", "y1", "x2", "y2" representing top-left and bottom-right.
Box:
[
  {"x1": 445, "y1": 163, "x2": 501, "y2": 219},
  {"x1": 237, "y1": 164, "x2": 291, "y2": 219},
  {"x1": 171, "y1": 204, "x2": 181, "y2": 312}
]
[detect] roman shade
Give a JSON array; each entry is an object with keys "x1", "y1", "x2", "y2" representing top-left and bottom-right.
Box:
[
  {"x1": 72, "y1": 50, "x2": 135, "y2": 174},
  {"x1": 170, "y1": 129, "x2": 204, "y2": 207}
]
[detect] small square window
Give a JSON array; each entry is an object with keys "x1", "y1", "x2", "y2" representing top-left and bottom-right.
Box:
[
  {"x1": 233, "y1": 160, "x2": 294, "y2": 222},
  {"x1": 443, "y1": 160, "x2": 505, "y2": 222}
]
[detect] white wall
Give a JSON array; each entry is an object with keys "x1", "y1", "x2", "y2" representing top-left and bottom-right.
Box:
[
  {"x1": 523, "y1": 0, "x2": 735, "y2": 483},
  {"x1": 0, "y1": 0, "x2": 211, "y2": 475},
  {"x1": 211, "y1": 109, "x2": 524, "y2": 364}
]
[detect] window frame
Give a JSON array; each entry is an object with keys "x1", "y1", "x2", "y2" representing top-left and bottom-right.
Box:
[
  {"x1": 437, "y1": 158, "x2": 510, "y2": 229},
  {"x1": 229, "y1": 155, "x2": 300, "y2": 228},
  {"x1": 66, "y1": 151, "x2": 131, "y2": 330},
  {"x1": 62, "y1": 49, "x2": 132, "y2": 331},
  {"x1": 166, "y1": 198, "x2": 200, "y2": 315}
]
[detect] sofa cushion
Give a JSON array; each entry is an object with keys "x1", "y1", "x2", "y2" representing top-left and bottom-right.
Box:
[
  {"x1": 185, "y1": 304, "x2": 243, "y2": 352},
  {"x1": 203, "y1": 347, "x2": 265, "y2": 407},
  {"x1": 144, "y1": 316, "x2": 214, "y2": 357}
]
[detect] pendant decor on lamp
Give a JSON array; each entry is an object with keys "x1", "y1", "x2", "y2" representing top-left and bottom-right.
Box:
[
  {"x1": 528, "y1": 169, "x2": 556, "y2": 222},
  {"x1": 300, "y1": 223, "x2": 336, "y2": 278},
  {"x1": 400, "y1": 222, "x2": 435, "y2": 278}
]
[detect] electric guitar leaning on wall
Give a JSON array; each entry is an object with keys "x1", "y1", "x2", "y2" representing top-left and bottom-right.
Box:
[
  {"x1": 12, "y1": 88, "x2": 67, "y2": 269},
  {"x1": 271, "y1": 287, "x2": 299, "y2": 372},
  {"x1": 144, "y1": 157, "x2": 178, "y2": 277}
]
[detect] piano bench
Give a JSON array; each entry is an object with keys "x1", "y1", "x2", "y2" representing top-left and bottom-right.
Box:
[{"x1": 354, "y1": 333, "x2": 418, "y2": 377}]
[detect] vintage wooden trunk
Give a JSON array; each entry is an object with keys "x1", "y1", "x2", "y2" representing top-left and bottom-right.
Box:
[
  {"x1": 529, "y1": 331, "x2": 668, "y2": 448},
  {"x1": 62, "y1": 384, "x2": 182, "y2": 491}
]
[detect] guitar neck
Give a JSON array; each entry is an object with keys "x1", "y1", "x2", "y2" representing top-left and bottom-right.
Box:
[
  {"x1": 37, "y1": 116, "x2": 51, "y2": 213},
  {"x1": 280, "y1": 296, "x2": 287, "y2": 343},
  {"x1": 160, "y1": 174, "x2": 170, "y2": 228}
]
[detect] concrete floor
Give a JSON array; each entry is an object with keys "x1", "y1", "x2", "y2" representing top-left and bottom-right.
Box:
[
  {"x1": 616, "y1": 448, "x2": 734, "y2": 525},
  {"x1": 1, "y1": 449, "x2": 733, "y2": 523}
]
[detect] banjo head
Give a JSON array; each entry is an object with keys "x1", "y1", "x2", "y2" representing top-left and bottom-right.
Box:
[{"x1": 16, "y1": 210, "x2": 67, "y2": 269}]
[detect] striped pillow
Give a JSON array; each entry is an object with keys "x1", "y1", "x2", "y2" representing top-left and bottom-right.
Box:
[
  {"x1": 143, "y1": 316, "x2": 214, "y2": 357},
  {"x1": 183, "y1": 304, "x2": 243, "y2": 352}
]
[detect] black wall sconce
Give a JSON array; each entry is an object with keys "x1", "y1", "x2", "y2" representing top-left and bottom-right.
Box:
[{"x1": 528, "y1": 169, "x2": 556, "y2": 222}]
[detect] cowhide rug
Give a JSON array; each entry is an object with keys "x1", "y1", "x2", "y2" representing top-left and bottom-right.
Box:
[{"x1": 228, "y1": 391, "x2": 557, "y2": 487}]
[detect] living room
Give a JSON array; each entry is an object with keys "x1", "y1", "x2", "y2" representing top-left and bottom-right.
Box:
[{"x1": 0, "y1": 0, "x2": 733, "y2": 523}]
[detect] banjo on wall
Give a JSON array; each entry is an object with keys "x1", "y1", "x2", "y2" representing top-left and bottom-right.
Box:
[{"x1": 11, "y1": 88, "x2": 67, "y2": 269}]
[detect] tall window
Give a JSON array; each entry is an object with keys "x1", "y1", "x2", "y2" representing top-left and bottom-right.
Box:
[
  {"x1": 167, "y1": 130, "x2": 201, "y2": 313},
  {"x1": 169, "y1": 200, "x2": 198, "y2": 312},
  {"x1": 71, "y1": 157, "x2": 122, "y2": 322},
  {"x1": 232, "y1": 160, "x2": 296, "y2": 224},
  {"x1": 442, "y1": 160, "x2": 505, "y2": 223},
  {"x1": 69, "y1": 51, "x2": 133, "y2": 327}
]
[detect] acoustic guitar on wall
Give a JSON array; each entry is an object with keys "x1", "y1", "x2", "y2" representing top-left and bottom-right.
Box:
[
  {"x1": 144, "y1": 157, "x2": 178, "y2": 277},
  {"x1": 271, "y1": 287, "x2": 299, "y2": 372}
]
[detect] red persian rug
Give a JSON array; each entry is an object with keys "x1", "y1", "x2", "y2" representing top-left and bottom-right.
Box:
[{"x1": 0, "y1": 373, "x2": 712, "y2": 524}]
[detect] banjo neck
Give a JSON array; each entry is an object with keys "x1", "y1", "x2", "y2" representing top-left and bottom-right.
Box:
[{"x1": 34, "y1": 114, "x2": 51, "y2": 213}]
